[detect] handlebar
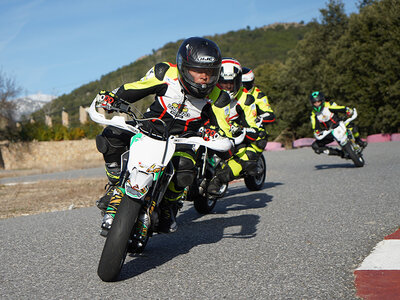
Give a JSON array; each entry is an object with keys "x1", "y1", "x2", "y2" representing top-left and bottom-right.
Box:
[
  {"x1": 87, "y1": 99, "x2": 140, "y2": 134},
  {"x1": 87, "y1": 98, "x2": 233, "y2": 152},
  {"x1": 232, "y1": 128, "x2": 246, "y2": 145},
  {"x1": 344, "y1": 108, "x2": 357, "y2": 126}
]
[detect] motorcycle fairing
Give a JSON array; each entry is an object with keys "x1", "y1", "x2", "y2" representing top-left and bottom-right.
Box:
[
  {"x1": 331, "y1": 122, "x2": 348, "y2": 146},
  {"x1": 128, "y1": 133, "x2": 176, "y2": 171}
]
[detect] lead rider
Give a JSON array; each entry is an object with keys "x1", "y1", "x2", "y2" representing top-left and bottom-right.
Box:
[{"x1": 94, "y1": 37, "x2": 232, "y2": 233}]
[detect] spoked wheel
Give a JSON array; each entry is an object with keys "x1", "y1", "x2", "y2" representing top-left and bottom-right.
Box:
[
  {"x1": 97, "y1": 195, "x2": 141, "y2": 282},
  {"x1": 244, "y1": 154, "x2": 267, "y2": 191}
]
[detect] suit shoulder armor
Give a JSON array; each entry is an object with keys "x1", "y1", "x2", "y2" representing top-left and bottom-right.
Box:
[
  {"x1": 154, "y1": 62, "x2": 170, "y2": 81},
  {"x1": 213, "y1": 90, "x2": 231, "y2": 108},
  {"x1": 257, "y1": 91, "x2": 266, "y2": 99},
  {"x1": 244, "y1": 94, "x2": 255, "y2": 106}
]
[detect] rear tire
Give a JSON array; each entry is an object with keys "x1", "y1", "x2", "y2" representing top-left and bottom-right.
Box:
[
  {"x1": 244, "y1": 154, "x2": 266, "y2": 191},
  {"x1": 97, "y1": 194, "x2": 141, "y2": 282},
  {"x1": 343, "y1": 143, "x2": 364, "y2": 167}
]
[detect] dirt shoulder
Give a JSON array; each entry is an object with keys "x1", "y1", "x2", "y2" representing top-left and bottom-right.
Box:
[{"x1": 0, "y1": 178, "x2": 105, "y2": 219}]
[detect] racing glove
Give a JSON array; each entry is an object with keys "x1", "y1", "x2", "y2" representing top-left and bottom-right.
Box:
[
  {"x1": 244, "y1": 127, "x2": 259, "y2": 143},
  {"x1": 199, "y1": 125, "x2": 223, "y2": 142},
  {"x1": 229, "y1": 123, "x2": 243, "y2": 138},
  {"x1": 346, "y1": 107, "x2": 354, "y2": 116},
  {"x1": 95, "y1": 90, "x2": 130, "y2": 113}
]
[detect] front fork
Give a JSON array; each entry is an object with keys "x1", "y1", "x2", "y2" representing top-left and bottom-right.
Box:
[
  {"x1": 345, "y1": 129, "x2": 362, "y2": 154},
  {"x1": 131, "y1": 162, "x2": 175, "y2": 242}
]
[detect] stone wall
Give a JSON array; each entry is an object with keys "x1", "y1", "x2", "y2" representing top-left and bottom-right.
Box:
[{"x1": 0, "y1": 139, "x2": 103, "y2": 171}]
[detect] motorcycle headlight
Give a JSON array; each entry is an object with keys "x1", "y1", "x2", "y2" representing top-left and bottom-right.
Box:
[{"x1": 125, "y1": 180, "x2": 149, "y2": 199}]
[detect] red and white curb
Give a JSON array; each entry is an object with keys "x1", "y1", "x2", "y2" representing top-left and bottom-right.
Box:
[{"x1": 354, "y1": 228, "x2": 400, "y2": 299}]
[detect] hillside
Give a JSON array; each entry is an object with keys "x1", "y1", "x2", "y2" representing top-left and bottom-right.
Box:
[{"x1": 32, "y1": 23, "x2": 311, "y2": 125}]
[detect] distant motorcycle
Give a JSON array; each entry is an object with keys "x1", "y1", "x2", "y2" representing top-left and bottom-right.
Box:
[
  {"x1": 184, "y1": 145, "x2": 229, "y2": 214},
  {"x1": 315, "y1": 108, "x2": 365, "y2": 167},
  {"x1": 184, "y1": 128, "x2": 266, "y2": 214},
  {"x1": 87, "y1": 97, "x2": 232, "y2": 282}
]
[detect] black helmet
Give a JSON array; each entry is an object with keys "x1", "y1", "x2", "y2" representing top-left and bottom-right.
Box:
[
  {"x1": 176, "y1": 37, "x2": 222, "y2": 98},
  {"x1": 309, "y1": 91, "x2": 326, "y2": 104},
  {"x1": 218, "y1": 58, "x2": 242, "y2": 98},
  {"x1": 309, "y1": 91, "x2": 326, "y2": 112},
  {"x1": 242, "y1": 67, "x2": 255, "y2": 91}
]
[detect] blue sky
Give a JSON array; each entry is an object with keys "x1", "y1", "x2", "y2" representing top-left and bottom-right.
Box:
[{"x1": 0, "y1": 0, "x2": 359, "y2": 98}]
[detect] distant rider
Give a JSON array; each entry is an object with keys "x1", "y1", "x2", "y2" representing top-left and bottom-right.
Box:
[
  {"x1": 94, "y1": 37, "x2": 232, "y2": 233},
  {"x1": 309, "y1": 91, "x2": 367, "y2": 157},
  {"x1": 242, "y1": 67, "x2": 276, "y2": 129}
]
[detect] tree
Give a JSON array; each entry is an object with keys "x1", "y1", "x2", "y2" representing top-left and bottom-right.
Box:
[
  {"x1": 265, "y1": 0, "x2": 350, "y2": 138},
  {"x1": 0, "y1": 71, "x2": 21, "y2": 119},
  {"x1": 0, "y1": 70, "x2": 21, "y2": 136},
  {"x1": 357, "y1": 0, "x2": 377, "y2": 9},
  {"x1": 325, "y1": 0, "x2": 400, "y2": 133}
]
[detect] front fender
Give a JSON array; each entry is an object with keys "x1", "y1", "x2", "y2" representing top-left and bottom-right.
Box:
[{"x1": 332, "y1": 122, "x2": 348, "y2": 146}]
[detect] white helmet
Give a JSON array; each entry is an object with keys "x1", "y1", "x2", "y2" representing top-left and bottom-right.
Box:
[
  {"x1": 242, "y1": 67, "x2": 255, "y2": 92},
  {"x1": 218, "y1": 58, "x2": 242, "y2": 98}
]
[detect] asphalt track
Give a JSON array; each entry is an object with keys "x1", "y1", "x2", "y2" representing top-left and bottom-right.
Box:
[{"x1": 1, "y1": 141, "x2": 399, "y2": 299}]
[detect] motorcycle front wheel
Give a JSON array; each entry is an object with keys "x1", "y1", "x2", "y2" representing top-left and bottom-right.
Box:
[
  {"x1": 190, "y1": 180, "x2": 227, "y2": 214},
  {"x1": 97, "y1": 194, "x2": 142, "y2": 282},
  {"x1": 244, "y1": 154, "x2": 266, "y2": 191},
  {"x1": 343, "y1": 142, "x2": 365, "y2": 167}
]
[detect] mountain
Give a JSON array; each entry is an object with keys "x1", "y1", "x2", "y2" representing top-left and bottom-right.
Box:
[{"x1": 11, "y1": 93, "x2": 57, "y2": 121}]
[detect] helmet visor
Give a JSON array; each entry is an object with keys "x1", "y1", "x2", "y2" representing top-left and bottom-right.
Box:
[{"x1": 183, "y1": 66, "x2": 220, "y2": 87}]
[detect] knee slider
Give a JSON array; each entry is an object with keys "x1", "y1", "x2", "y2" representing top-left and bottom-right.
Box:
[
  {"x1": 96, "y1": 134, "x2": 109, "y2": 154},
  {"x1": 175, "y1": 170, "x2": 196, "y2": 187},
  {"x1": 256, "y1": 139, "x2": 267, "y2": 150},
  {"x1": 311, "y1": 142, "x2": 322, "y2": 153},
  {"x1": 246, "y1": 150, "x2": 259, "y2": 161},
  {"x1": 242, "y1": 160, "x2": 258, "y2": 176},
  {"x1": 172, "y1": 155, "x2": 196, "y2": 188},
  {"x1": 216, "y1": 165, "x2": 234, "y2": 183}
]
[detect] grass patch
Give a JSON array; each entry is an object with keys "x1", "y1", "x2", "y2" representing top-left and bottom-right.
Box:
[{"x1": 0, "y1": 178, "x2": 105, "y2": 219}]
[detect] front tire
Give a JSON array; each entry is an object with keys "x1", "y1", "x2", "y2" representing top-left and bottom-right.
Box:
[
  {"x1": 193, "y1": 192, "x2": 217, "y2": 214},
  {"x1": 97, "y1": 194, "x2": 142, "y2": 282},
  {"x1": 244, "y1": 154, "x2": 266, "y2": 191},
  {"x1": 343, "y1": 143, "x2": 364, "y2": 167}
]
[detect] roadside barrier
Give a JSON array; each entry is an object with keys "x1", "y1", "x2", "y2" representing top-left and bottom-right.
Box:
[
  {"x1": 292, "y1": 138, "x2": 314, "y2": 148},
  {"x1": 366, "y1": 133, "x2": 391, "y2": 143},
  {"x1": 265, "y1": 142, "x2": 285, "y2": 151},
  {"x1": 390, "y1": 133, "x2": 400, "y2": 141}
]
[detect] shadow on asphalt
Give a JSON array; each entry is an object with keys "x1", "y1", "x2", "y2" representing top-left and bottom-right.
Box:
[
  {"x1": 117, "y1": 183, "x2": 275, "y2": 281},
  {"x1": 314, "y1": 163, "x2": 356, "y2": 170}
]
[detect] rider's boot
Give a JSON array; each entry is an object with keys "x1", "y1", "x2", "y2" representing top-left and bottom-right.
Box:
[
  {"x1": 96, "y1": 183, "x2": 117, "y2": 212},
  {"x1": 339, "y1": 150, "x2": 350, "y2": 159},
  {"x1": 356, "y1": 137, "x2": 368, "y2": 149},
  {"x1": 208, "y1": 163, "x2": 234, "y2": 196},
  {"x1": 158, "y1": 198, "x2": 180, "y2": 233},
  {"x1": 320, "y1": 147, "x2": 343, "y2": 157},
  {"x1": 96, "y1": 162, "x2": 120, "y2": 212},
  {"x1": 100, "y1": 187, "x2": 124, "y2": 236}
]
